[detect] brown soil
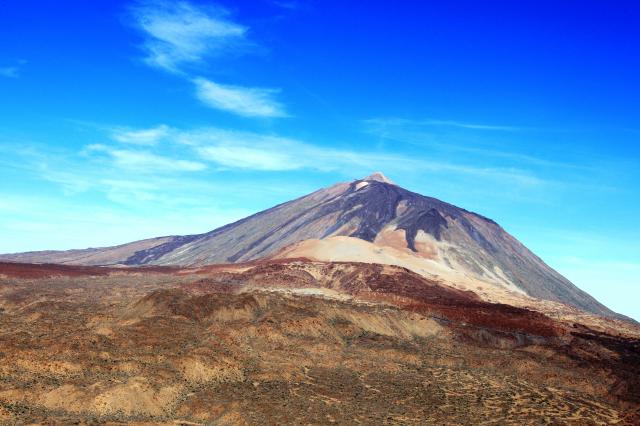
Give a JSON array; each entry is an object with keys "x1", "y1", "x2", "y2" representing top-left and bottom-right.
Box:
[
  {"x1": 0, "y1": 260, "x2": 638, "y2": 424},
  {"x1": 0, "y1": 261, "x2": 179, "y2": 279}
]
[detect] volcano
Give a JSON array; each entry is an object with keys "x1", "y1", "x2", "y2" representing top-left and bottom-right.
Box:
[{"x1": 0, "y1": 172, "x2": 620, "y2": 319}]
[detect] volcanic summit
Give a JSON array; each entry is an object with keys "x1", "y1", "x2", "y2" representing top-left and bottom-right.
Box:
[{"x1": 0, "y1": 173, "x2": 621, "y2": 319}]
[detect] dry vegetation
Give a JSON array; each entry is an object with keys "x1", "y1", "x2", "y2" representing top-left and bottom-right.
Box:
[{"x1": 0, "y1": 261, "x2": 638, "y2": 425}]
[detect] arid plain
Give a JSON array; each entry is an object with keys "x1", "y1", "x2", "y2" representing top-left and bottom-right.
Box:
[{"x1": 0, "y1": 260, "x2": 638, "y2": 425}]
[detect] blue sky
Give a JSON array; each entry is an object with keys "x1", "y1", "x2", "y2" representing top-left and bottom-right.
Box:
[{"x1": 1, "y1": 1, "x2": 638, "y2": 319}]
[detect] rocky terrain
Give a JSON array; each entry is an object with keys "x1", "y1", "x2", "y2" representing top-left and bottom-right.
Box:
[
  {"x1": 0, "y1": 260, "x2": 639, "y2": 425},
  {"x1": 0, "y1": 173, "x2": 623, "y2": 320}
]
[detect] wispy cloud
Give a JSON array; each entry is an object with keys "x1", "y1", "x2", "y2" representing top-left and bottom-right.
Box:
[
  {"x1": 130, "y1": 0, "x2": 247, "y2": 73},
  {"x1": 111, "y1": 124, "x2": 170, "y2": 145},
  {"x1": 173, "y1": 127, "x2": 546, "y2": 186},
  {"x1": 1, "y1": 137, "x2": 307, "y2": 210},
  {"x1": 193, "y1": 77, "x2": 286, "y2": 117},
  {"x1": 1, "y1": 122, "x2": 553, "y2": 230},
  {"x1": 424, "y1": 119, "x2": 521, "y2": 131},
  {"x1": 178, "y1": 128, "x2": 311, "y2": 170},
  {"x1": 365, "y1": 117, "x2": 522, "y2": 133},
  {"x1": 176, "y1": 127, "x2": 394, "y2": 172},
  {"x1": 362, "y1": 116, "x2": 586, "y2": 171},
  {"x1": 129, "y1": 1, "x2": 287, "y2": 119},
  {"x1": 85, "y1": 144, "x2": 206, "y2": 172}
]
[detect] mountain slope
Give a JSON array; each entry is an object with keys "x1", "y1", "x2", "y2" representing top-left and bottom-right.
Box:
[{"x1": 0, "y1": 172, "x2": 618, "y2": 319}]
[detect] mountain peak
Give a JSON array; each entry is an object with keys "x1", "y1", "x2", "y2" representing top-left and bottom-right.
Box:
[
  {"x1": 0, "y1": 172, "x2": 619, "y2": 320},
  {"x1": 363, "y1": 171, "x2": 394, "y2": 184}
]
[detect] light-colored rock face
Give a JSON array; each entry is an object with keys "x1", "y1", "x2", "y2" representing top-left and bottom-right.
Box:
[
  {"x1": 270, "y1": 235, "x2": 529, "y2": 306},
  {"x1": 363, "y1": 171, "x2": 395, "y2": 184},
  {"x1": 0, "y1": 173, "x2": 621, "y2": 320}
]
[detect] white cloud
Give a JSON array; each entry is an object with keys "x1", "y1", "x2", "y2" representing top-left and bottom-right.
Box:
[
  {"x1": 2, "y1": 125, "x2": 550, "y2": 219},
  {"x1": 111, "y1": 124, "x2": 170, "y2": 145},
  {"x1": 129, "y1": 2, "x2": 287, "y2": 119},
  {"x1": 184, "y1": 129, "x2": 362, "y2": 172},
  {"x1": 193, "y1": 77, "x2": 286, "y2": 117},
  {"x1": 86, "y1": 144, "x2": 206, "y2": 172},
  {"x1": 174, "y1": 127, "x2": 545, "y2": 186},
  {"x1": 130, "y1": 0, "x2": 247, "y2": 72},
  {"x1": 177, "y1": 128, "x2": 307, "y2": 170},
  {"x1": 1, "y1": 124, "x2": 548, "y2": 191},
  {"x1": 197, "y1": 145, "x2": 296, "y2": 170}
]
